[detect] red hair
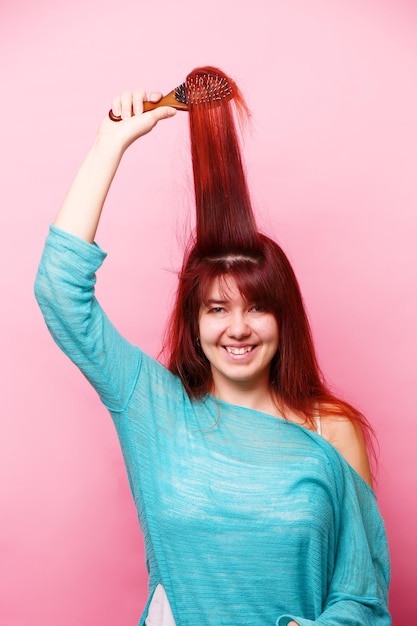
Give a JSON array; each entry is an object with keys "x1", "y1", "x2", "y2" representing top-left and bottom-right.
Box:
[
  {"x1": 186, "y1": 66, "x2": 260, "y2": 258},
  {"x1": 161, "y1": 66, "x2": 375, "y2": 453}
]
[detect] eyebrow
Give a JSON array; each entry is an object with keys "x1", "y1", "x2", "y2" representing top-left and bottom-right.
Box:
[{"x1": 205, "y1": 299, "x2": 228, "y2": 305}]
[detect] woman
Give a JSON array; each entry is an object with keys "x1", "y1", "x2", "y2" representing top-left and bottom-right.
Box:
[{"x1": 35, "y1": 80, "x2": 390, "y2": 625}]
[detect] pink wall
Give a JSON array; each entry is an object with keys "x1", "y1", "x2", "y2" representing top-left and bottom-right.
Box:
[{"x1": 1, "y1": 0, "x2": 416, "y2": 623}]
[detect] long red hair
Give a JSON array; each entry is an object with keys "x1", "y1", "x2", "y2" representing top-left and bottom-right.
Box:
[
  {"x1": 162, "y1": 66, "x2": 375, "y2": 453},
  {"x1": 186, "y1": 66, "x2": 260, "y2": 258}
]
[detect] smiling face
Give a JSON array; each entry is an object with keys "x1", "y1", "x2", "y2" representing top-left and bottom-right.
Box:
[{"x1": 198, "y1": 275, "x2": 279, "y2": 396}]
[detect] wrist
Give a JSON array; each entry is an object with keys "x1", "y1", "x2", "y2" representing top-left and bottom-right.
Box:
[{"x1": 93, "y1": 131, "x2": 126, "y2": 162}]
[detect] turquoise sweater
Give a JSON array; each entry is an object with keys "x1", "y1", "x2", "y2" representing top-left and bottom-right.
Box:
[{"x1": 35, "y1": 226, "x2": 391, "y2": 625}]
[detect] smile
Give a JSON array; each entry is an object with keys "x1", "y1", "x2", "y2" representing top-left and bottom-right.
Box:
[{"x1": 225, "y1": 346, "x2": 254, "y2": 355}]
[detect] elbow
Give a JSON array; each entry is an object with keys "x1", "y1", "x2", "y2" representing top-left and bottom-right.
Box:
[
  {"x1": 34, "y1": 268, "x2": 51, "y2": 312},
  {"x1": 34, "y1": 271, "x2": 45, "y2": 308}
]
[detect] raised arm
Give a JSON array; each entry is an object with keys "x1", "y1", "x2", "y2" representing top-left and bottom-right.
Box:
[
  {"x1": 54, "y1": 90, "x2": 176, "y2": 243},
  {"x1": 35, "y1": 90, "x2": 177, "y2": 411}
]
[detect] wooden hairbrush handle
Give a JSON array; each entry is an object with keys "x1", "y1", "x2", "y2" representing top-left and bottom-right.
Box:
[{"x1": 108, "y1": 89, "x2": 188, "y2": 121}]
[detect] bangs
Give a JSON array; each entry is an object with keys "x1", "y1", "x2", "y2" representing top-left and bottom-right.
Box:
[{"x1": 197, "y1": 254, "x2": 279, "y2": 313}]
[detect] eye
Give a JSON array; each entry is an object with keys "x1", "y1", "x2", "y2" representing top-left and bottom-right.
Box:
[
  {"x1": 210, "y1": 306, "x2": 225, "y2": 314},
  {"x1": 250, "y1": 304, "x2": 266, "y2": 313}
]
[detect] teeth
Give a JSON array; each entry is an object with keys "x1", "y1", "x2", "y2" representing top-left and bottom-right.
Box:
[{"x1": 226, "y1": 346, "x2": 253, "y2": 355}]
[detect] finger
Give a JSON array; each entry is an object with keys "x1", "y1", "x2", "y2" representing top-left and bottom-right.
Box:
[
  {"x1": 149, "y1": 106, "x2": 177, "y2": 122},
  {"x1": 149, "y1": 91, "x2": 163, "y2": 103},
  {"x1": 120, "y1": 91, "x2": 134, "y2": 119},
  {"x1": 137, "y1": 106, "x2": 177, "y2": 134},
  {"x1": 111, "y1": 95, "x2": 122, "y2": 119},
  {"x1": 132, "y1": 88, "x2": 146, "y2": 116}
]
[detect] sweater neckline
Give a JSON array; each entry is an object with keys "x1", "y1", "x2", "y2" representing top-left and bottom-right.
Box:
[{"x1": 204, "y1": 393, "x2": 292, "y2": 426}]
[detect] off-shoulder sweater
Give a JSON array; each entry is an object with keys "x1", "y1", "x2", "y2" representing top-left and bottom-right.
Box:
[{"x1": 34, "y1": 225, "x2": 391, "y2": 625}]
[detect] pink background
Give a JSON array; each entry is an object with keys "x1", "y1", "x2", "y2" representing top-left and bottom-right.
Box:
[{"x1": 1, "y1": 0, "x2": 416, "y2": 623}]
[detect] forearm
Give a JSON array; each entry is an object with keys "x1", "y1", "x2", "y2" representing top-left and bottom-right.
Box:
[
  {"x1": 278, "y1": 600, "x2": 390, "y2": 625},
  {"x1": 54, "y1": 134, "x2": 124, "y2": 243}
]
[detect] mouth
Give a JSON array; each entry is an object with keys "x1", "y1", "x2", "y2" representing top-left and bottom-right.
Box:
[{"x1": 224, "y1": 345, "x2": 255, "y2": 356}]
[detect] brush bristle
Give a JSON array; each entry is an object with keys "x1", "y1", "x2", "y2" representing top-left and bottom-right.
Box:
[
  {"x1": 174, "y1": 69, "x2": 234, "y2": 106},
  {"x1": 174, "y1": 82, "x2": 188, "y2": 104}
]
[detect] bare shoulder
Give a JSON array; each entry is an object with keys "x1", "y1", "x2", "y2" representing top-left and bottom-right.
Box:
[{"x1": 320, "y1": 414, "x2": 373, "y2": 488}]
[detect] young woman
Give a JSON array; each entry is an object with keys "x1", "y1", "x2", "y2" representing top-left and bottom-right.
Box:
[{"x1": 35, "y1": 79, "x2": 390, "y2": 625}]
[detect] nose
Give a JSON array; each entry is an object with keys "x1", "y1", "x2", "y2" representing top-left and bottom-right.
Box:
[{"x1": 227, "y1": 311, "x2": 251, "y2": 339}]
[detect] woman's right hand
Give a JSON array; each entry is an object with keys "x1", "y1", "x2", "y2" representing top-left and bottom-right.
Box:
[{"x1": 98, "y1": 89, "x2": 177, "y2": 153}]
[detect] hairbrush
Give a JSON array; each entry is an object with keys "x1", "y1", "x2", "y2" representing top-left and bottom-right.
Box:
[{"x1": 108, "y1": 68, "x2": 234, "y2": 121}]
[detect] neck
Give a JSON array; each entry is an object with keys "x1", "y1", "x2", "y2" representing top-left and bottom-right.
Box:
[{"x1": 210, "y1": 377, "x2": 280, "y2": 417}]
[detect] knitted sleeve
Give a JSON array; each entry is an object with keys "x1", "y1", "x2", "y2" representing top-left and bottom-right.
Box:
[
  {"x1": 34, "y1": 225, "x2": 141, "y2": 413},
  {"x1": 276, "y1": 460, "x2": 391, "y2": 625}
]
